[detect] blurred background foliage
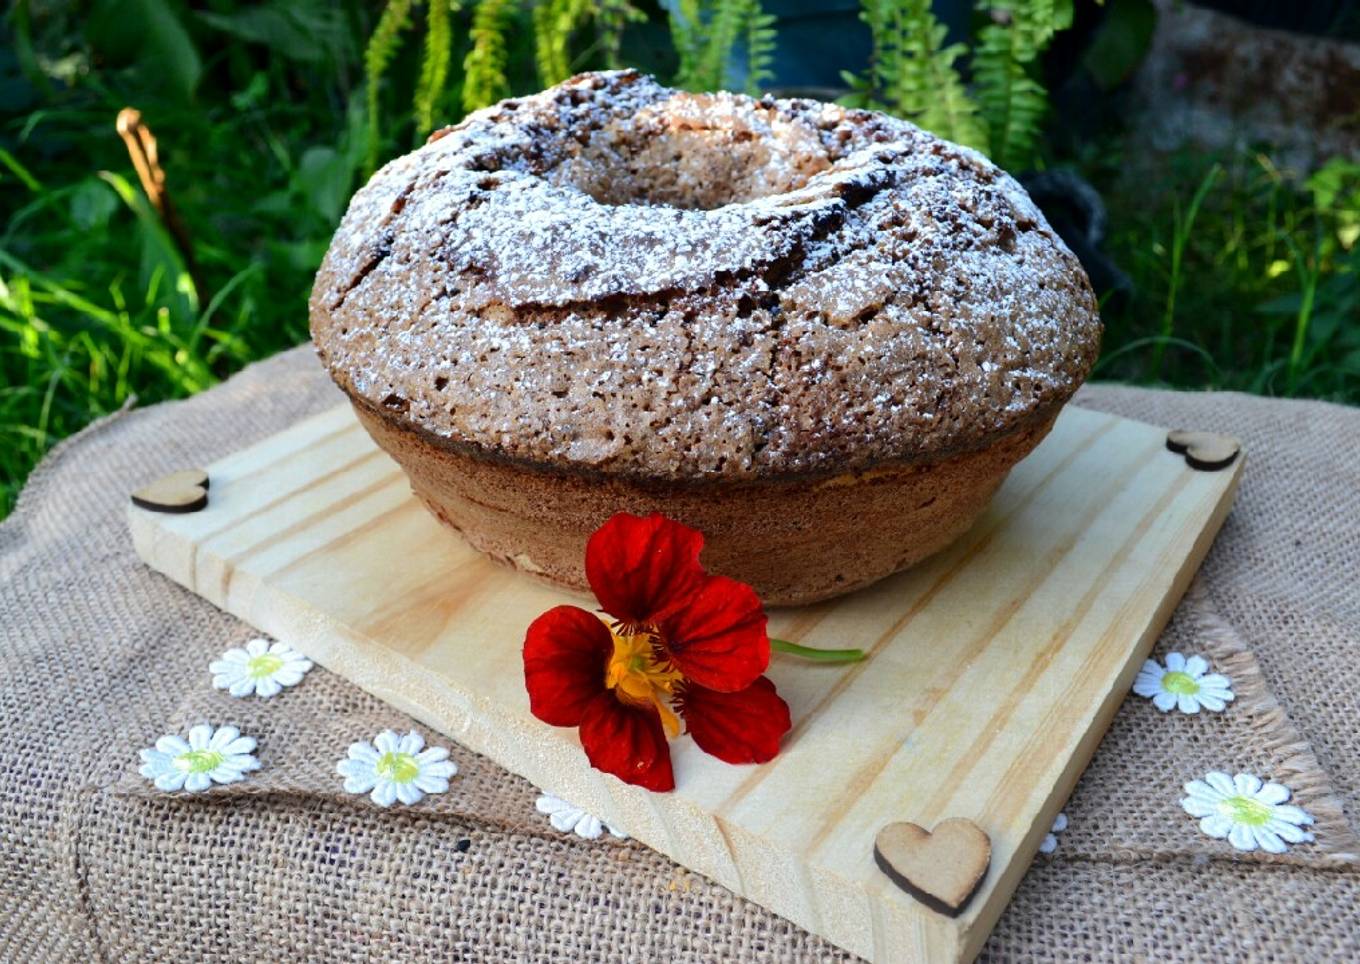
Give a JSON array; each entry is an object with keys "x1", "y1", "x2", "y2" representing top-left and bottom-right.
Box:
[{"x1": 1, "y1": 0, "x2": 1358, "y2": 517}]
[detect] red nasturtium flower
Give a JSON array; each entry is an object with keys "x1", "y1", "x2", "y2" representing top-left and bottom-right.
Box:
[{"x1": 522, "y1": 512, "x2": 792, "y2": 791}]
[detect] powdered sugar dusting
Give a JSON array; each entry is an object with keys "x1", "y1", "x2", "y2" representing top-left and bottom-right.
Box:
[{"x1": 310, "y1": 71, "x2": 1101, "y2": 480}]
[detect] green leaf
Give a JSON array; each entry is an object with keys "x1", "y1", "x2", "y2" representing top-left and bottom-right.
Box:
[
  {"x1": 87, "y1": 0, "x2": 202, "y2": 101},
  {"x1": 69, "y1": 178, "x2": 119, "y2": 231},
  {"x1": 1080, "y1": 0, "x2": 1156, "y2": 91}
]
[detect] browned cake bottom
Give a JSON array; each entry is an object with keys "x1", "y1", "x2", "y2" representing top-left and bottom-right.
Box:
[{"x1": 351, "y1": 400, "x2": 1059, "y2": 607}]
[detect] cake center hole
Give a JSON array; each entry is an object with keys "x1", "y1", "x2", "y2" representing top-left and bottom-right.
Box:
[{"x1": 553, "y1": 98, "x2": 835, "y2": 211}]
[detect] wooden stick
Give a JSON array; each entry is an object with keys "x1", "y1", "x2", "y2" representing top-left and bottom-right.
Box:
[{"x1": 115, "y1": 107, "x2": 206, "y2": 300}]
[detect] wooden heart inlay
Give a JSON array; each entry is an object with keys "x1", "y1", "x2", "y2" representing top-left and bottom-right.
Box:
[
  {"x1": 1166, "y1": 430, "x2": 1241, "y2": 471},
  {"x1": 131, "y1": 468, "x2": 210, "y2": 513},
  {"x1": 873, "y1": 818, "x2": 991, "y2": 917}
]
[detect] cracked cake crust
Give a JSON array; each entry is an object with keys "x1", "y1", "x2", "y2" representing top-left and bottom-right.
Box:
[{"x1": 310, "y1": 70, "x2": 1100, "y2": 483}]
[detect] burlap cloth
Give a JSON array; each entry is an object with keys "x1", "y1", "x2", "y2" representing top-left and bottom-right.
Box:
[{"x1": 2, "y1": 345, "x2": 1357, "y2": 961}]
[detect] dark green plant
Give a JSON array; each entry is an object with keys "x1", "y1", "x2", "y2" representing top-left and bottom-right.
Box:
[
  {"x1": 846, "y1": 0, "x2": 1081, "y2": 170},
  {"x1": 843, "y1": 0, "x2": 985, "y2": 149},
  {"x1": 670, "y1": 0, "x2": 776, "y2": 94}
]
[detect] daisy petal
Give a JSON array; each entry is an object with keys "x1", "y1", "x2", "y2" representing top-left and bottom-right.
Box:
[
  {"x1": 228, "y1": 677, "x2": 255, "y2": 698},
  {"x1": 220, "y1": 736, "x2": 257, "y2": 756},
  {"x1": 155, "y1": 770, "x2": 188, "y2": 792},
  {"x1": 1181, "y1": 796, "x2": 1217, "y2": 818},
  {"x1": 420, "y1": 760, "x2": 458, "y2": 779},
  {"x1": 374, "y1": 731, "x2": 400, "y2": 754},
  {"x1": 1270, "y1": 805, "x2": 1314, "y2": 827},
  {"x1": 1199, "y1": 814, "x2": 1233, "y2": 838},
  {"x1": 1227, "y1": 823, "x2": 1257, "y2": 851},
  {"x1": 184, "y1": 771, "x2": 212, "y2": 793},
  {"x1": 347, "y1": 742, "x2": 380, "y2": 764},
  {"x1": 413, "y1": 774, "x2": 449, "y2": 794},
  {"x1": 415, "y1": 747, "x2": 449, "y2": 765},
  {"x1": 1255, "y1": 783, "x2": 1291, "y2": 806},
  {"x1": 226, "y1": 753, "x2": 260, "y2": 772},
  {"x1": 1184, "y1": 655, "x2": 1208, "y2": 678},
  {"x1": 208, "y1": 726, "x2": 240, "y2": 750},
  {"x1": 1152, "y1": 691, "x2": 1177, "y2": 712},
  {"x1": 398, "y1": 731, "x2": 425, "y2": 755},
  {"x1": 395, "y1": 781, "x2": 423, "y2": 806},
  {"x1": 1233, "y1": 773, "x2": 1263, "y2": 796},
  {"x1": 1205, "y1": 771, "x2": 1237, "y2": 796},
  {"x1": 1132, "y1": 678, "x2": 1161, "y2": 698},
  {"x1": 337, "y1": 758, "x2": 369, "y2": 778},
  {"x1": 1177, "y1": 693, "x2": 1200, "y2": 714},
  {"x1": 1183, "y1": 779, "x2": 1223, "y2": 803},
  {"x1": 1165, "y1": 652, "x2": 1186, "y2": 672},
  {"x1": 247, "y1": 638, "x2": 269, "y2": 655},
  {"x1": 371, "y1": 781, "x2": 398, "y2": 808},
  {"x1": 1139, "y1": 658, "x2": 1163, "y2": 676},
  {"x1": 1251, "y1": 826, "x2": 1286, "y2": 854},
  {"x1": 1197, "y1": 694, "x2": 1226, "y2": 712},
  {"x1": 343, "y1": 773, "x2": 378, "y2": 794},
  {"x1": 1268, "y1": 820, "x2": 1312, "y2": 844},
  {"x1": 155, "y1": 735, "x2": 191, "y2": 755},
  {"x1": 575, "y1": 815, "x2": 604, "y2": 839},
  {"x1": 187, "y1": 724, "x2": 213, "y2": 749},
  {"x1": 255, "y1": 678, "x2": 282, "y2": 698}
]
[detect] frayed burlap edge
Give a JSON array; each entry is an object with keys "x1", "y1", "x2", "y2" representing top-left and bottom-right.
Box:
[{"x1": 1179, "y1": 578, "x2": 1360, "y2": 867}]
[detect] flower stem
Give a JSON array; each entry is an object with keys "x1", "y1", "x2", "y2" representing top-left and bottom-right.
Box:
[{"x1": 770, "y1": 638, "x2": 865, "y2": 664}]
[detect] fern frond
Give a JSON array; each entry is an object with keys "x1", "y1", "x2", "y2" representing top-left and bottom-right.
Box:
[
  {"x1": 463, "y1": 0, "x2": 514, "y2": 112},
  {"x1": 850, "y1": 0, "x2": 984, "y2": 149},
  {"x1": 671, "y1": 0, "x2": 773, "y2": 93},
  {"x1": 534, "y1": 0, "x2": 592, "y2": 86},
  {"x1": 364, "y1": 0, "x2": 417, "y2": 176},
  {"x1": 972, "y1": 0, "x2": 1072, "y2": 169},
  {"x1": 415, "y1": 0, "x2": 458, "y2": 135},
  {"x1": 597, "y1": 0, "x2": 646, "y2": 69},
  {"x1": 744, "y1": 2, "x2": 777, "y2": 94}
]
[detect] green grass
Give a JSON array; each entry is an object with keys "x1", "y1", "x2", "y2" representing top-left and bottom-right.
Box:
[
  {"x1": 2, "y1": 2, "x2": 1357, "y2": 519},
  {"x1": 1088, "y1": 147, "x2": 1360, "y2": 400}
]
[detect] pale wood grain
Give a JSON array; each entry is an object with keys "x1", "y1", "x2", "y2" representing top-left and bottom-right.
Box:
[{"x1": 129, "y1": 402, "x2": 1242, "y2": 963}]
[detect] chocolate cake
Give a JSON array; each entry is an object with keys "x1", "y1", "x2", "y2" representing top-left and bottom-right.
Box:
[{"x1": 309, "y1": 70, "x2": 1101, "y2": 605}]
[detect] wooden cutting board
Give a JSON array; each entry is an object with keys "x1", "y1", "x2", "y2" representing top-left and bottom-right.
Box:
[{"x1": 129, "y1": 401, "x2": 1242, "y2": 962}]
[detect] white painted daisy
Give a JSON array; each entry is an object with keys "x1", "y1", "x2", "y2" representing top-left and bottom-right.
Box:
[
  {"x1": 337, "y1": 730, "x2": 458, "y2": 807},
  {"x1": 210, "y1": 637, "x2": 313, "y2": 698},
  {"x1": 138, "y1": 724, "x2": 260, "y2": 792},
  {"x1": 1133, "y1": 652, "x2": 1234, "y2": 713},
  {"x1": 535, "y1": 793, "x2": 628, "y2": 840},
  {"x1": 1039, "y1": 812, "x2": 1068, "y2": 855},
  {"x1": 1181, "y1": 771, "x2": 1315, "y2": 853}
]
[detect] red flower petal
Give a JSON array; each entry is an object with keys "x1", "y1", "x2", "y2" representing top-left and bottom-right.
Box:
[
  {"x1": 523, "y1": 606, "x2": 612, "y2": 726},
  {"x1": 678, "y1": 676, "x2": 791, "y2": 765},
  {"x1": 585, "y1": 512, "x2": 707, "y2": 627},
  {"x1": 655, "y1": 575, "x2": 769, "y2": 693},
  {"x1": 578, "y1": 691, "x2": 675, "y2": 791}
]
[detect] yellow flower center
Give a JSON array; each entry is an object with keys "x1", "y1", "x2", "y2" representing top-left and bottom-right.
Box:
[
  {"x1": 1221, "y1": 795, "x2": 1272, "y2": 827},
  {"x1": 247, "y1": 652, "x2": 285, "y2": 679},
  {"x1": 604, "y1": 628, "x2": 683, "y2": 739},
  {"x1": 375, "y1": 751, "x2": 420, "y2": 784},
  {"x1": 177, "y1": 749, "x2": 224, "y2": 774},
  {"x1": 1161, "y1": 670, "x2": 1200, "y2": 695}
]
